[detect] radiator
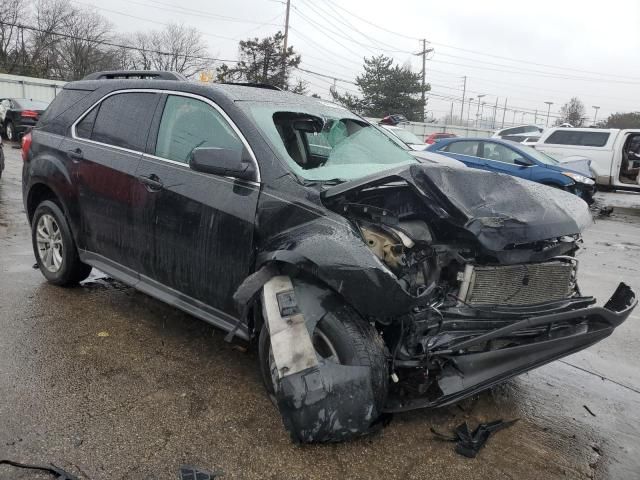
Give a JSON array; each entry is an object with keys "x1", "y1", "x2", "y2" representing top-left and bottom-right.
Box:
[{"x1": 458, "y1": 260, "x2": 576, "y2": 307}]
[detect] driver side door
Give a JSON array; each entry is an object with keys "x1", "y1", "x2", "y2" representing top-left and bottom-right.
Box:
[{"x1": 133, "y1": 93, "x2": 260, "y2": 318}]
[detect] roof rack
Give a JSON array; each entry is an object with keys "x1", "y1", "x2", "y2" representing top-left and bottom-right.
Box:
[
  {"x1": 82, "y1": 70, "x2": 188, "y2": 81},
  {"x1": 221, "y1": 82, "x2": 282, "y2": 91}
]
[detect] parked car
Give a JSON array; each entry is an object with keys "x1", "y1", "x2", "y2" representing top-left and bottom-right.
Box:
[
  {"x1": 425, "y1": 132, "x2": 457, "y2": 144},
  {"x1": 23, "y1": 71, "x2": 636, "y2": 444},
  {"x1": 428, "y1": 137, "x2": 596, "y2": 203},
  {"x1": 0, "y1": 98, "x2": 49, "y2": 141},
  {"x1": 375, "y1": 124, "x2": 465, "y2": 168},
  {"x1": 380, "y1": 125, "x2": 427, "y2": 150},
  {"x1": 534, "y1": 127, "x2": 640, "y2": 190},
  {"x1": 492, "y1": 124, "x2": 542, "y2": 139},
  {"x1": 379, "y1": 114, "x2": 408, "y2": 126}
]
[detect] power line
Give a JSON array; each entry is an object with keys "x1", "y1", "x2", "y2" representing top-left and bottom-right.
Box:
[
  {"x1": 0, "y1": 19, "x2": 239, "y2": 63},
  {"x1": 70, "y1": 1, "x2": 240, "y2": 42}
]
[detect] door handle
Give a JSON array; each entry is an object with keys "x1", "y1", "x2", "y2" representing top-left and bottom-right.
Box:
[
  {"x1": 137, "y1": 174, "x2": 164, "y2": 191},
  {"x1": 67, "y1": 148, "x2": 84, "y2": 161}
]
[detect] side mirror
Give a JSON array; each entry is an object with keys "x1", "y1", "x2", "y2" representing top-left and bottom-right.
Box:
[
  {"x1": 189, "y1": 147, "x2": 256, "y2": 181},
  {"x1": 514, "y1": 157, "x2": 533, "y2": 166}
]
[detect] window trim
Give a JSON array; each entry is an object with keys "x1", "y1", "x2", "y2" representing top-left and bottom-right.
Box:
[{"x1": 71, "y1": 88, "x2": 261, "y2": 182}]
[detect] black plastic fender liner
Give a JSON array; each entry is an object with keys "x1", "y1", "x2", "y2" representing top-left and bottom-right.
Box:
[{"x1": 276, "y1": 361, "x2": 380, "y2": 443}]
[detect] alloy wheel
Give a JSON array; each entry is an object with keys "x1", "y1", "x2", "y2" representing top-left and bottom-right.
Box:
[{"x1": 36, "y1": 214, "x2": 63, "y2": 272}]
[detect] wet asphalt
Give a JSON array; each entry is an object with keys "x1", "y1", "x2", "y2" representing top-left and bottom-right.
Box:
[{"x1": 1, "y1": 146, "x2": 640, "y2": 480}]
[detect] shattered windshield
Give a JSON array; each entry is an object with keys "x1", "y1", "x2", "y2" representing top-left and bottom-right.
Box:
[
  {"x1": 391, "y1": 128, "x2": 423, "y2": 145},
  {"x1": 243, "y1": 102, "x2": 418, "y2": 182}
]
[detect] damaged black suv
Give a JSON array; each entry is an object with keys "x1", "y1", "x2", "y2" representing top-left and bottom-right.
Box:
[{"x1": 23, "y1": 71, "x2": 637, "y2": 443}]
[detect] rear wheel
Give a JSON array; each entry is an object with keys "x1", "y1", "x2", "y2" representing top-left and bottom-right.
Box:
[
  {"x1": 258, "y1": 300, "x2": 388, "y2": 411},
  {"x1": 31, "y1": 200, "x2": 92, "y2": 286},
  {"x1": 5, "y1": 121, "x2": 15, "y2": 142}
]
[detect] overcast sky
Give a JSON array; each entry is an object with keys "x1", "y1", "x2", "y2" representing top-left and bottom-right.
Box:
[{"x1": 79, "y1": 0, "x2": 640, "y2": 127}]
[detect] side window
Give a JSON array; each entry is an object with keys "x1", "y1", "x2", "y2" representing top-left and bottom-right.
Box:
[
  {"x1": 91, "y1": 92, "x2": 159, "y2": 151},
  {"x1": 443, "y1": 140, "x2": 479, "y2": 156},
  {"x1": 545, "y1": 130, "x2": 610, "y2": 147},
  {"x1": 75, "y1": 106, "x2": 98, "y2": 139},
  {"x1": 155, "y1": 95, "x2": 243, "y2": 164},
  {"x1": 480, "y1": 143, "x2": 522, "y2": 164}
]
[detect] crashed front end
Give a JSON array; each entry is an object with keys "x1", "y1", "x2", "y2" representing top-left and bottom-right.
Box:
[{"x1": 259, "y1": 164, "x2": 636, "y2": 442}]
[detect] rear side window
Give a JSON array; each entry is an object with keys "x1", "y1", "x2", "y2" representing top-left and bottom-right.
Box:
[
  {"x1": 154, "y1": 95, "x2": 243, "y2": 164},
  {"x1": 442, "y1": 140, "x2": 480, "y2": 156},
  {"x1": 39, "y1": 89, "x2": 91, "y2": 125},
  {"x1": 89, "y1": 92, "x2": 160, "y2": 151},
  {"x1": 545, "y1": 130, "x2": 610, "y2": 147}
]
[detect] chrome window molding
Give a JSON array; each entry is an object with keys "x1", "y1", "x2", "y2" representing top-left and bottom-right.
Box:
[{"x1": 70, "y1": 88, "x2": 262, "y2": 183}]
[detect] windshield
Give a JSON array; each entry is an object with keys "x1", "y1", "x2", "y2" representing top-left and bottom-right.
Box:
[
  {"x1": 391, "y1": 128, "x2": 423, "y2": 145},
  {"x1": 244, "y1": 103, "x2": 418, "y2": 182},
  {"x1": 518, "y1": 144, "x2": 559, "y2": 165}
]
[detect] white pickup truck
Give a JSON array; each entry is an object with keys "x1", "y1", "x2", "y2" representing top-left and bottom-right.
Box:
[{"x1": 534, "y1": 127, "x2": 640, "y2": 191}]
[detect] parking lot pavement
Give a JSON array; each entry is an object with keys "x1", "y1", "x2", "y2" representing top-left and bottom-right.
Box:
[{"x1": 2, "y1": 144, "x2": 640, "y2": 480}]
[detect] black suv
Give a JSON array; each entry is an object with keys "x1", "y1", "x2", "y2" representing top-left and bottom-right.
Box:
[{"x1": 22, "y1": 71, "x2": 636, "y2": 443}]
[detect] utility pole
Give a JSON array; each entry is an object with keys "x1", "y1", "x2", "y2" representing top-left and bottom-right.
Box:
[
  {"x1": 592, "y1": 105, "x2": 600, "y2": 125},
  {"x1": 501, "y1": 98, "x2": 507, "y2": 128},
  {"x1": 282, "y1": 0, "x2": 291, "y2": 83},
  {"x1": 460, "y1": 76, "x2": 467, "y2": 122},
  {"x1": 512, "y1": 109, "x2": 517, "y2": 125},
  {"x1": 544, "y1": 101, "x2": 553, "y2": 127},
  {"x1": 415, "y1": 39, "x2": 433, "y2": 122},
  {"x1": 475, "y1": 94, "x2": 485, "y2": 128},
  {"x1": 449, "y1": 102, "x2": 454, "y2": 124},
  {"x1": 466, "y1": 97, "x2": 474, "y2": 125},
  {"x1": 492, "y1": 97, "x2": 499, "y2": 129},
  {"x1": 534, "y1": 109, "x2": 538, "y2": 125}
]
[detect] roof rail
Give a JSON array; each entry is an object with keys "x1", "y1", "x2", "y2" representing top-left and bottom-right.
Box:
[
  {"x1": 221, "y1": 82, "x2": 282, "y2": 91},
  {"x1": 82, "y1": 70, "x2": 188, "y2": 81}
]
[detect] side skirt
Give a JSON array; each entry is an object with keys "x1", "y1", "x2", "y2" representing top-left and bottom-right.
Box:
[{"x1": 78, "y1": 250, "x2": 249, "y2": 340}]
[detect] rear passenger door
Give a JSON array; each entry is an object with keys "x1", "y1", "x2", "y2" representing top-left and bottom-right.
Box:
[
  {"x1": 438, "y1": 140, "x2": 485, "y2": 169},
  {"x1": 66, "y1": 91, "x2": 161, "y2": 275},
  {"x1": 134, "y1": 93, "x2": 260, "y2": 319}
]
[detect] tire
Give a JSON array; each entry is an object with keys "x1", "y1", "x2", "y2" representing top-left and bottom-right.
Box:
[
  {"x1": 5, "y1": 121, "x2": 15, "y2": 142},
  {"x1": 31, "y1": 200, "x2": 92, "y2": 286},
  {"x1": 258, "y1": 298, "x2": 388, "y2": 413}
]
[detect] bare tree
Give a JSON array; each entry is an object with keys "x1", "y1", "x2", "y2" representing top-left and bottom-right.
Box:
[
  {"x1": 52, "y1": 6, "x2": 118, "y2": 80},
  {"x1": 28, "y1": 0, "x2": 75, "y2": 78},
  {"x1": 0, "y1": 0, "x2": 28, "y2": 74},
  {"x1": 125, "y1": 24, "x2": 211, "y2": 78}
]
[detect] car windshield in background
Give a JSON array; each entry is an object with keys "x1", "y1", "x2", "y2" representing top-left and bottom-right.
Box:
[
  {"x1": 244, "y1": 103, "x2": 417, "y2": 182},
  {"x1": 516, "y1": 143, "x2": 560, "y2": 165},
  {"x1": 393, "y1": 129, "x2": 423, "y2": 145},
  {"x1": 13, "y1": 99, "x2": 49, "y2": 110}
]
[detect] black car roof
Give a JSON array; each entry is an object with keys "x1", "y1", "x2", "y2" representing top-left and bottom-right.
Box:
[{"x1": 64, "y1": 78, "x2": 320, "y2": 106}]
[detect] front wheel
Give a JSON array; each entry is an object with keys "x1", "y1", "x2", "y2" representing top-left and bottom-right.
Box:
[
  {"x1": 258, "y1": 298, "x2": 388, "y2": 417},
  {"x1": 31, "y1": 200, "x2": 92, "y2": 286}
]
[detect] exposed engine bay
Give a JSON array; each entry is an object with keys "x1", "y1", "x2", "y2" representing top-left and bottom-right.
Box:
[{"x1": 320, "y1": 167, "x2": 631, "y2": 412}]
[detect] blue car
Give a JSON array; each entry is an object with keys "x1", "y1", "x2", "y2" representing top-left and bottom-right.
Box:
[{"x1": 427, "y1": 138, "x2": 596, "y2": 203}]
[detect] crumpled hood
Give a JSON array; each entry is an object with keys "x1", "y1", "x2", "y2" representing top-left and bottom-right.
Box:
[
  {"x1": 555, "y1": 156, "x2": 593, "y2": 177},
  {"x1": 323, "y1": 164, "x2": 592, "y2": 252}
]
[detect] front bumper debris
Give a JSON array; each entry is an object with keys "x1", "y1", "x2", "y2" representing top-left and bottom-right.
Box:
[{"x1": 386, "y1": 282, "x2": 636, "y2": 412}]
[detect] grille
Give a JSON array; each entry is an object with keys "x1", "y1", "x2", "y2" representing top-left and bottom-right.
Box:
[{"x1": 460, "y1": 261, "x2": 575, "y2": 307}]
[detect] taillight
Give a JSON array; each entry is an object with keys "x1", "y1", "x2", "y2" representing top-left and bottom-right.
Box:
[
  {"x1": 21, "y1": 131, "x2": 32, "y2": 161},
  {"x1": 21, "y1": 110, "x2": 38, "y2": 118}
]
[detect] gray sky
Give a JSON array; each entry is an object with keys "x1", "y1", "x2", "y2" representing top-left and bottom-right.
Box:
[{"x1": 78, "y1": 0, "x2": 640, "y2": 127}]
